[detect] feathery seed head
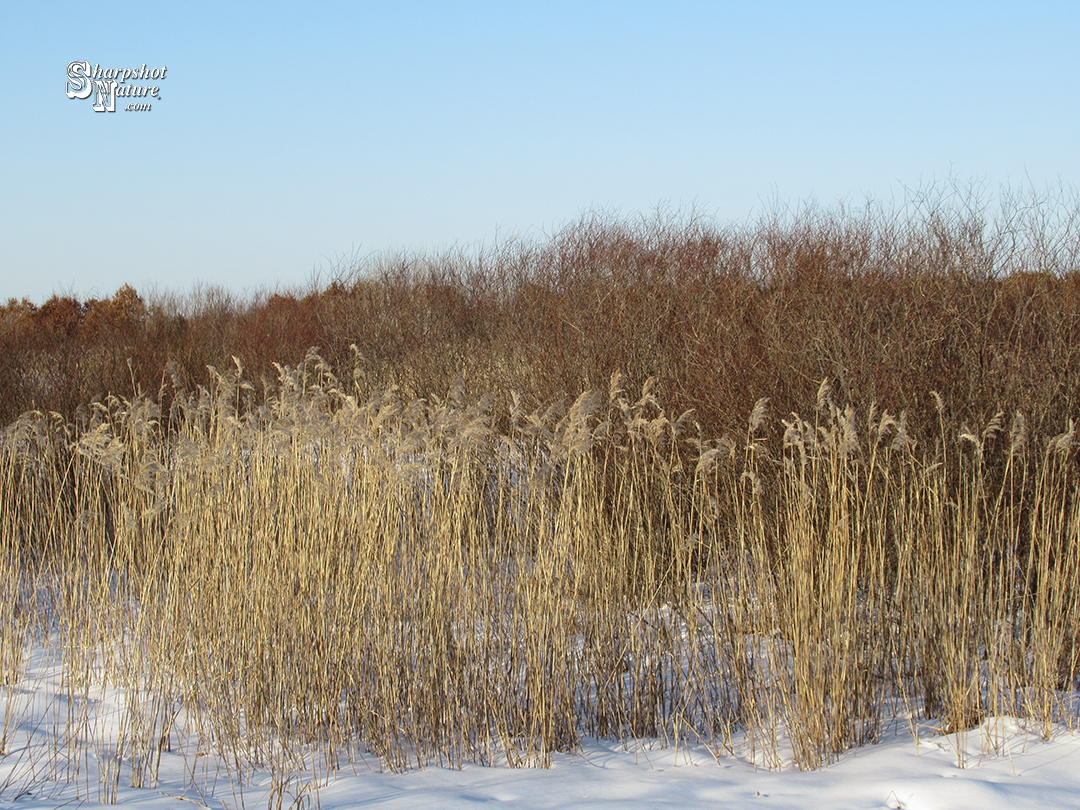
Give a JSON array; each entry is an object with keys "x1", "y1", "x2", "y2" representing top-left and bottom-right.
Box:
[{"x1": 749, "y1": 398, "x2": 769, "y2": 434}]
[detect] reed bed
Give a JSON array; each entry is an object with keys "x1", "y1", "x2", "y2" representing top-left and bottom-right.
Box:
[{"x1": 1, "y1": 349, "x2": 1078, "y2": 805}]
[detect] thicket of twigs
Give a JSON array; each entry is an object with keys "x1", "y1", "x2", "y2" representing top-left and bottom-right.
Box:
[{"x1": 4, "y1": 184, "x2": 1080, "y2": 442}]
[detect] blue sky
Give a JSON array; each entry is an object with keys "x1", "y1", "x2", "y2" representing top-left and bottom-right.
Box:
[{"x1": 2, "y1": 2, "x2": 1077, "y2": 305}]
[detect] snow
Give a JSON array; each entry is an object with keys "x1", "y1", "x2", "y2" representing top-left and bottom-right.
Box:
[
  {"x1": 2, "y1": 649, "x2": 1079, "y2": 810},
  {"x1": 304, "y1": 727, "x2": 1080, "y2": 810}
]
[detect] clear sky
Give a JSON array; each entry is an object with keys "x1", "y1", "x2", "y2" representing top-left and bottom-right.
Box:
[{"x1": 1, "y1": 1, "x2": 1077, "y2": 305}]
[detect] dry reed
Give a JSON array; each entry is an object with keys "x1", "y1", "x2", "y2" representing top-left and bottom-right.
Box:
[{"x1": 0, "y1": 352, "x2": 1078, "y2": 803}]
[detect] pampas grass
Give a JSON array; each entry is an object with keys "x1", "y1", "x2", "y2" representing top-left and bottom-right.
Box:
[{"x1": 0, "y1": 353, "x2": 1078, "y2": 804}]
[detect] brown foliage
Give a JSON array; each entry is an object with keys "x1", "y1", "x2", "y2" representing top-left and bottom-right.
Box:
[{"x1": 2, "y1": 191, "x2": 1079, "y2": 446}]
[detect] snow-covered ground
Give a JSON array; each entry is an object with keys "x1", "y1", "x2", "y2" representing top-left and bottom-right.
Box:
[{"x1": 2, "y1": 648, "x2": 1079, "y2": 810}]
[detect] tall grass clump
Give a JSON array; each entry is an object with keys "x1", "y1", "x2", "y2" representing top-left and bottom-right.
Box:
[{"x1": 0, "y1": 349, "x2": 1078, "y2": 803}]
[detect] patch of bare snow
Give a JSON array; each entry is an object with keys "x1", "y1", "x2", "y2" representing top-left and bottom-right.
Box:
[{"x1": 2, "y1": 648, "x2": 1079, "y2": 809}]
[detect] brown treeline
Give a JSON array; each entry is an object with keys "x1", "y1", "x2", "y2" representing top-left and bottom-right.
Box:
[{"x1": 3, "y1": 194, "x2": 1079, "y2": 441}]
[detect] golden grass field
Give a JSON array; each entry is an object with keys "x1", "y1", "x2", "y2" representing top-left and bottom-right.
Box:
[{"x1": 1, "y1": 354, "x2": 1077, "y2": 800}]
